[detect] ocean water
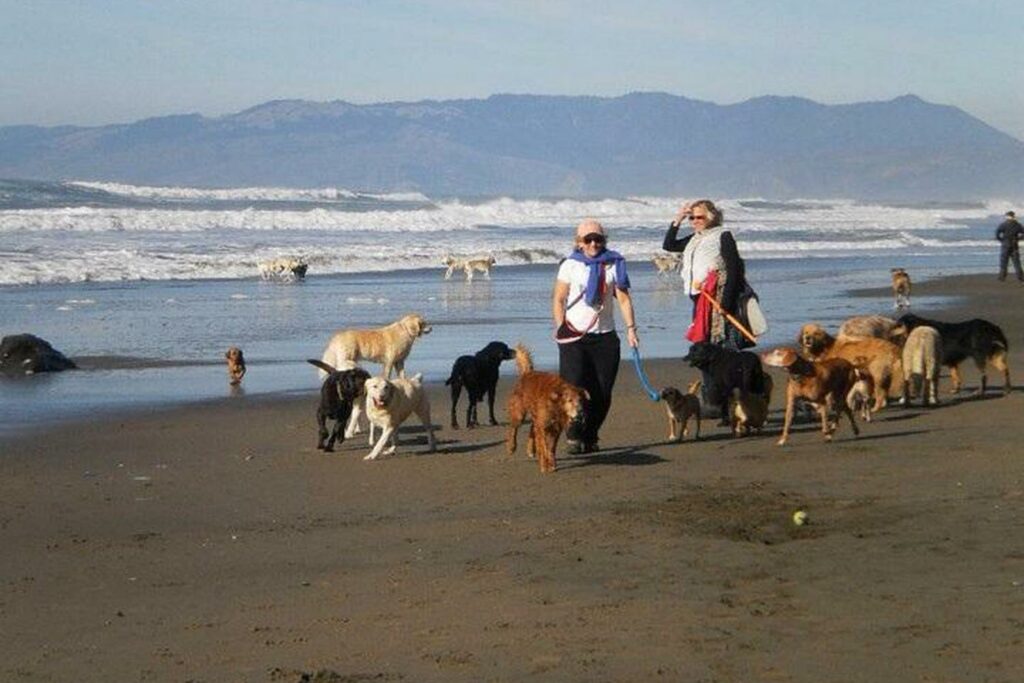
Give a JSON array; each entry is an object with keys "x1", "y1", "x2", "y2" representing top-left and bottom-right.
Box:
[{"x1": 0, "y1": 180, "x2": 1005, "y2": 432}]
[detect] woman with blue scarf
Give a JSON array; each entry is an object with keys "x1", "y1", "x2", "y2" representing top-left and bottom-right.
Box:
[{"x1": 552, "y1": 219, "x2": 640, "y2": 454}]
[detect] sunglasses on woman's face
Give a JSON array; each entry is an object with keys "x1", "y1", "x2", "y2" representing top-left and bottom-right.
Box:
[
  {"x1": 689, "y1": 213, "x2": 709, "y2": 221},
  {"x1": 581, "y1": 233, "x2": 606, "y2": 245}
]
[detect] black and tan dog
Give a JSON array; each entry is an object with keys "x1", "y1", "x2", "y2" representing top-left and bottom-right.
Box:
[
  {"x1": 659, "y1": 379, "x2": 702, "y2": 441},
  {"x1": 897, "y1": 313, "x2": 1011, "y2": 395},
  {"x1": 445, "y1": 341, "x2": 517, "y2": 429},
  {"x1": 683, "y1": 342, "x2": 769, "y2": 425},
  {"x1": 306, "y1": 360, "x2": 371, "y2": 451}
]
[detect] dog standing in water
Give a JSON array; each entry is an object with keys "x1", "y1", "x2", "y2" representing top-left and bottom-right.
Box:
[
  {"x1": 225, "y1": 347, "x2": 246, "y2": 385},
  {"x1": 891, "y1": 268, "x2": 911, "y2": 310}
]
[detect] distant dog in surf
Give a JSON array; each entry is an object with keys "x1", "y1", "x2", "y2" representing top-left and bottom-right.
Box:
[
  {"x1": 891, "y1": 268, "x2": 911, "y2": 310},
  {"x1": 651, "y1": 254, "x2": 682, "y2": 276},
  {"x1": 225, "y1": 346, "x2": 247, "y2": 385},
  {"x1": 442, "y1": 254, "x2": 496, "y2": 281},
  {"x1": 259, "y1": 257, "x2": 308, "y2": 282}
]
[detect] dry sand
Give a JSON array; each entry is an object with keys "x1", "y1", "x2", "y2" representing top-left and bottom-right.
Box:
[{"x1": 2, "y1": 274, "x2": 1023, "y2": 682}]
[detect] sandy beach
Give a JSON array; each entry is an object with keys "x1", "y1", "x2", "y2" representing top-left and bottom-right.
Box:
[{"x1": 2, "y1": 273, "x2": 1023, "y2": 682}]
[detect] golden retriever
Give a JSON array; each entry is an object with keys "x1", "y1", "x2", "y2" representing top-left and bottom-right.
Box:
[
  {"x1": 225, "y1": 346, "x2": 246, "y2": 385},
  {"x1": 362, "y1": 374, "x2": 436, "y2": 460},
  {"x1": 321, "y1": 313, "x2": 431, "y2": 380},
  {"x1": 798, "y1": 323, "x2": 902, "y2": 412},
  {"x1": 506, "y1": 344, "x2": 588, "y2": 473}
]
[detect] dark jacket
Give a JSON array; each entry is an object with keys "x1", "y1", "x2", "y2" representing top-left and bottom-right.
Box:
[
  {"x1": 663, "y1": 223, "x2": 745, "y2": 314},
  {"x1": 996, "y1": 219, "x2": 1023, "y2": 250}
]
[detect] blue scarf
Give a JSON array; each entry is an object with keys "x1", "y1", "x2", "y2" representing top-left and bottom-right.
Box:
[{"x1": 567, "y1": 248, "x2": 630, "y2": 306}]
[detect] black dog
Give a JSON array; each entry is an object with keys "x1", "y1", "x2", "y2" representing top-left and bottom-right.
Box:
[
  {"x1": 445, "y1": 341, "x2": 517, "y2": 428},
  {"x1": 0, "y1": 334, "x2": 77, "y2": 376},
  {"x1": 897, "y1": 313, "x2": 1011, "y2": 395},
  {"x1": 306, "y1": 360, "x2": 371, "y2": 451},
  {"x1": 683, "y1": 342, "x2": 769, "y2": 425}
]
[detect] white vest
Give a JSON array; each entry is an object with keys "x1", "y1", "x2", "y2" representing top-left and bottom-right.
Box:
[{"x1": 680, "y1": 226, "x2": 726, "y2": 296}]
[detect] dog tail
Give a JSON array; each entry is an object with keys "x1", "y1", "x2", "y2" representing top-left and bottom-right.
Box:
[
  {"x1": 514, "y1": 343, "x2": 533, "y2": 375},
  {"x1": 307, "y1": 359, "x2": 337, "y2": 374}
]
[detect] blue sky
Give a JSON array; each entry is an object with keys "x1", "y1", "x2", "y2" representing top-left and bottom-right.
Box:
[{"x1": 2, "y1": 0, "x2": 1022, "y2": 139}]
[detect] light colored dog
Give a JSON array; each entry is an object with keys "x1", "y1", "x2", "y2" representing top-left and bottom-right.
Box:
[
  {"x1": 363, "y1": 374, "x2": 436, "y2": 460},
  {"x1": 258, "y1": 257, "x2": 308, "y2": 282},
  {"x1": 224, "y1": 346, "x2": 246, "y2": 385},
  {"x1": 901, "y1": 326, "x2": 942, "y2": 406},
  {"x1": 837, "y1": 315, "x2": 905, "y2": 344},
  {"x1": 659, "y1": 379, "x2": 702, "y2": 441},
  {"x1": 321, "y1": 313, "x2": 432, "y2": 380},
  {"x1": 443, "y1": 255, "x2": 496, "y2": 281},
  {"x1": 846, "y1": 371, "x2": 875, "y2": 422},
  {"x1": 891, "y1": 268, "x2": 911, "y2": 310},
  {"x1": 651, "y1": 254, "x2": 682, "y2": 276}
]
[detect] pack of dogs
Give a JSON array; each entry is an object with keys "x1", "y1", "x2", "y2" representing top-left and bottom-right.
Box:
[{"x1": 211, "y1": 267, "x2": 1012, "y2": 472}]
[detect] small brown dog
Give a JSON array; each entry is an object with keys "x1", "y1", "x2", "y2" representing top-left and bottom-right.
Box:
[
  {"x1": 225, "y1": 346, "x2": 246, "y2": 385},
  {"x1": 506, "y1": 344, "x2": 588, "y2": 473},
  {"x1": 762, "y1": 347, "x2": 861, "y2": 446},
  {"x1": 659, "y1": 379, "x2": 702, "y2": 441},
  {"x1": 891, "y1": 268, "x2": 911, "y2": 310},
  {"x1": 730, "y1": 388, "x2": 769, "y2": 436}
]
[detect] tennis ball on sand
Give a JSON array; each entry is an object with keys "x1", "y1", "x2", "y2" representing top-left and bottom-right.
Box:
[{"x1": 792, "y1": 510, "x2": 809, "y2": 526}]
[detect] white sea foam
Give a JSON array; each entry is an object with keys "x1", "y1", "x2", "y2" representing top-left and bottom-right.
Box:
[
  {"x1": 0, "y1": 182, "x2": 1009, "y2": 285},
  {"x1": 69, "y1": 181, "x2": 431, "y2": 204}
]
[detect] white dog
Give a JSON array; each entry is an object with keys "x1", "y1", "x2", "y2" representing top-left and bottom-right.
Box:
[
  {"x1": 258, "y1": 257, "x2": 308, "y2": 282},
  {"x1": 442, "y1": 255, "x2": 496, "y2": 281},
  {"x1": 363, "y1": 374, "x2": 436, "y2": 460}
]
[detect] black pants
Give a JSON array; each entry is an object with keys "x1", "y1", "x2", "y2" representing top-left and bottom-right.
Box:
[
  {"x1": 558, "y1": 331, "x2": 620, "y2": 445},
  {"x1": 999, "y1": 248, "x2": 1023, "y2": 281}
]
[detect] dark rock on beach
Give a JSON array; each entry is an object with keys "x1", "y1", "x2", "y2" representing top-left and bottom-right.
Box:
[{"x1": 0, "y1": 333, "x2": 77, "y2": 376}]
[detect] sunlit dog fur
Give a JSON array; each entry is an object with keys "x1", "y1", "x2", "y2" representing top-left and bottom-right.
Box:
[
  {"x1": 891, "y1": 268, "x2": 912, "y2": 310},
  {"x1": 362, "y1": 374, "x2": 436, "y2": 461},
  {"x1": 798, "y1": 323, "x2": 902, "y2": 412},
  {"x1": 321, "y1": 313, "x2": 432, "y2": 381},
  {"x1": 762, "y1": 347, "x2": 861, "y2": 446},
  {"x1": 651, "y1": 254, "x2": 682, "y2": 276},
  {"x1": 730, "y1": 373, "x2": 773, "y2": 436},
  {"x1": 846, "y1": 371, "x2": 876, "y2": 423},
  {"x1": 506, "y1": 344, "x2": 589, "y2": 474},
  {"x1": 258, "y1": 257, "x2": 308, "y2": 282},
  {"x1": 901, "y1": 326, "x2": 943, "y2": 407},
  {"x1": 225, "y1": 346, "x2": 246, "y2": 385},
  {"x1": 443, "y1": 255, "x2": 496, "y2": 281},
  {"x1": 837, "y1": 315, "x2": 905, "y2": 344},
  {"x1": 659, "y1": 379, "x2": 702, "y2": 441}
]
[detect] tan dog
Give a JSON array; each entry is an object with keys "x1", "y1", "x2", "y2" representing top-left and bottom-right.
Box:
[
  {"x1": 762, "y1": 347, "x2": 861, "y2": 446},
  {"x1": 891, "y1": 268, "x2": 911, "y2": 310},
  {"x1": 730, "y1": 374, "x2": 773, "y2": 436},
  {"x1": 321, "y1": 313, "x2": 431, "y2": 380},
  {"x1": 901, "y1": 326, "x2": 943, "y2": 406},
  {"x1": 659, "y1": 379, "x2": 702, "y2": 441},
  {"x1": 225, "y1": 346, "x2": 246, "y2": 385},
  {"x1": 651, "y1": 254, "x2": 682, "y2": 276},
  {"x1": 837, "y1": 315, "x2": 904, "y2": 344},
  {"x1": 258, "y1": 257, "x2": 308, "y2": 281},
  {"x1": 362, "y1": 374, "x2": 436, "y2": 461},
  {"x1": 799, "y1": 323, "x2": 902, "y2": 412},
  {"x1": 506, "y1": 344, "x2": 588, "y2": 473},
  {"x1": 846, "y1": 371, "x2": 875, "y2": 422},
  {"x1": 443, "y1": 255, "x2": 496, "y2": 281}
]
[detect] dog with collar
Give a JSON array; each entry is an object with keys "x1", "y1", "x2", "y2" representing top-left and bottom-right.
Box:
[{"x1": 306, "y1": 360, "x2": 371, "y2": 451}]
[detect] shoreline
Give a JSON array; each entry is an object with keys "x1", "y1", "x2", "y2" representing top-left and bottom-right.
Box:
[{"x1": 3, "y1": 272, "x2": 1023, "y2": 681}]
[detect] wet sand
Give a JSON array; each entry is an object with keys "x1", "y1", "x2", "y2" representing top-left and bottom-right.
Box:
[{"x1": 2, "y1": 274, "x2": 1023, "y2": 682}]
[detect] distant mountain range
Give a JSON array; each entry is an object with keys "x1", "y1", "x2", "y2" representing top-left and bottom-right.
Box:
[{"x1": 1, "y1": 93, "x2": 1021, "y2": 199}]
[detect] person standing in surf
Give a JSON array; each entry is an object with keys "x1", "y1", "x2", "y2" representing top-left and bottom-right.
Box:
[{"x1": 553, "y1": 219, "x2": 639, "y2": 454}]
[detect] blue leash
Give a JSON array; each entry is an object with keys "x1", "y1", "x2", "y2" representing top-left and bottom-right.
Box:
[{"x1": 631, "y1": 346, "x2": 661, "y2": 401}]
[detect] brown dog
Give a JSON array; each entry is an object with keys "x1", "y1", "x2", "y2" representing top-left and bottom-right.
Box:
[
  {"x1": 891, "y1": 268, "x2": 911, "y2": 310},
  {"x1": 225, "y1": 346, "x2": 246, "y2": 385},
  {"x1": 506, "y1": 344, "x2": 588, "y2": 473},
  {"x1": 762, "y1": 347, "x2": 861, "y2": 446},
  {"x1": 798, "y1": 323, "x2": 902, "y2": 412},
  {"x1": 659, "y1": 379, "x2": 702, "y2": 441},
  {"x1": 320, "y1": 313, "x2": 432, "y2": 380}
]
